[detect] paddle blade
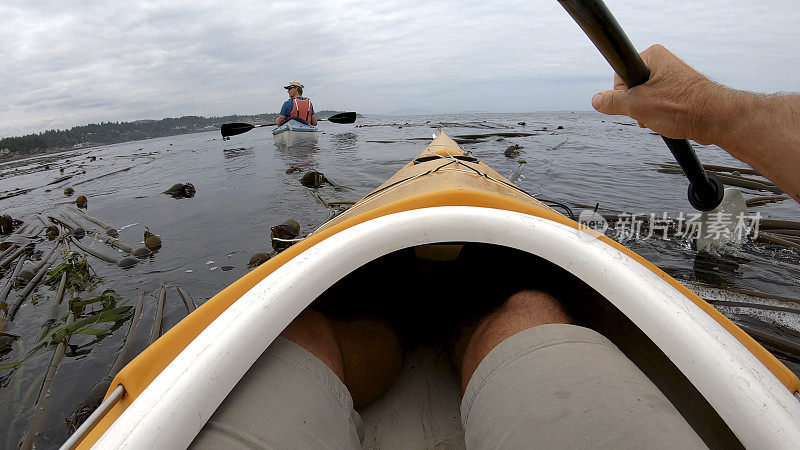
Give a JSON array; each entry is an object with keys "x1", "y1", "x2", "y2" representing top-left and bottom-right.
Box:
[
  {"x1": 326, "y1": 112, "x2": 357, "y2": 124},
  {"x1": 220, "y1": 122, "x2": 255, "y2": 137},
  {"x1": 696, "y1": 187, "x2": 748, "y2": 252}
]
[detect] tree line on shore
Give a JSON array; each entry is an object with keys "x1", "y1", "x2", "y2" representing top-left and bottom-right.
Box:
[{"x1": 0, "y1": 111, "x2": 345, "y2": 156}]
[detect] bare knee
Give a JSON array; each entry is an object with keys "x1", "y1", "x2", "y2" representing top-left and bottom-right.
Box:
[
  {"x1": 458, "y1": 290, "x2": 570, "y2": 392},
  {"x1": 280, "y1": 309, "x2": 345, "y2": 381},
  {"x1": 331, "y1": 317, "x2": 404, "y2": 408},
  {"x1": 280, "y1": 310, "x2": 404, "y2": 408}
]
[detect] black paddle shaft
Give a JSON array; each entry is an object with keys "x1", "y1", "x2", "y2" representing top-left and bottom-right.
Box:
[{"x1": 558, "y1": 0, "x2": 724, "y2": 211}]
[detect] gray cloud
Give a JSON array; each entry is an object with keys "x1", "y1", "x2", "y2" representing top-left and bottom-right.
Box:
[{"x1": 2, "y1": 0, "x2": 798, "y2": 137}]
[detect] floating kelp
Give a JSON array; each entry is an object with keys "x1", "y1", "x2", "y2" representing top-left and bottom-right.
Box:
[
  {"x1": 163, "y1": 182, "x2": 196, "y2": 198},
  {"x1": 73, "y1": 208, "x2": 118, "y2": 237},
  {"x1": 64, "y1": 187, "x2": 74, "y2": 196},
  {"x1": 35, "y1": 271, "x2": 67, "y2": 343},
  {"x1": 118, "y1": 257, "x2": 137, "y2": 268},
  {"x1": 248, "y1": 252, "x2": 270, "y2": 267},
  {"x1": 46, "y1": 225, "x2": 59, "y2": 240},
  {"x1": 133, "y1": 247, "x2": 151, "y2": 258},
  {"x1": 758, "y1": 219, "x2": 800, "y2": 231},
  {"x1": 655, "y1": 167, "x2": 782, "y2": 194},
  {"x1": 44, "y1": 251, "x2": 96, "y2": 293},
  {"x1": 504, "y1": 144, "x2": 522, "y2": 158},
  {"x1": 70, "y1": 237, "x2": 120, "y2": 265},
  {"x1": 1, "y1": 214, "x2": 16, "y2": 234},
  {"x1": 744, "y1": 195, "x2": 789, "y2": 207},
  {"x1": 150, "y1": 284, "x2": 166, "y2": 345},
  {"x1": 0, "y1": 244, "x2": 31, "y2": 269},
  {"x1": 5, "y1": 240, "x2": 62, "y2": 320},
  {"x1": 67, "y1": 292, "x2": 146, "y2": 432},
  {"x1": 43, "y1": 303, "x2": 132, "y2": 345},
  {"x1": 21, "y1": 313, "x2": 75, "y2": 450},
  {"x1": 71, "y1": 165, "x2": 136, "y2": 187},
  {"x1": 551, "y1": 139, "x2": 568, "y2": 151},
  {"x1": 300, "y1": 171, "x2": 326, "y2": 188},
  {"x1": 176, "y1": 286, "x2": 197, "y2": 313},
  {"x1": 456, "y1": 131, "x2": 537, "y2": 140},
  {"x1": 144, "y1": 227, "x2": 162, "y2": 251},
  {"x1": 654, "y1": 161, "x2": 761, "y2": 177},
  {"x1": 756, "y1": 233, "x2": 800, "y2": 252},
  {"x1": 14, "y1": 270, "x2": 34, "y2": 289},
  {"x1": 76, "y1": 195, "x2": 88, "y2": 209},
  {"x1": 271, "y1": 220, "x2": 300, "y2": 252},
  {"x1": 1, "y1": 252, "x2": 29, "y2": 305}
]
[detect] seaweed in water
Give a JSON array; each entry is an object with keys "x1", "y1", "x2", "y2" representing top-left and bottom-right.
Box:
[{"x1": 44, "y1": 251, "x2": 97, "y2": 293}]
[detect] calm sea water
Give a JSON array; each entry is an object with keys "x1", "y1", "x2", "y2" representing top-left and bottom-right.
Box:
[{"x1": 1, "y1": 112, "x2": 799, "y2": 447}]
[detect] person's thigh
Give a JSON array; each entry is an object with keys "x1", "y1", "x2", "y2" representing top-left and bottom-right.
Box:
[
  {"x1": 191, "y1": 337, "x2": 363, "y2": 449},
  {"x1": 461, "y1": 324, "x2": 705, "y2": 449}
]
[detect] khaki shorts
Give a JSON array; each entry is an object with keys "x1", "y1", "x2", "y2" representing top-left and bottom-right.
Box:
[
  {"x1": 191, "y1": 337, "x2": 363, "y2": 449},
  {"x1": 462, "y1": 324, "x2": 705, "y2": 448},
  {"x1": 193, "y1": 326, "x2": 704, "y2": 449}
]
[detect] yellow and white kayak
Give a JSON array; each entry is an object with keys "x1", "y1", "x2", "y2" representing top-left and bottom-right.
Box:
[{"x1": 70, "y1": 131, "x2": 800, "y2": 448}]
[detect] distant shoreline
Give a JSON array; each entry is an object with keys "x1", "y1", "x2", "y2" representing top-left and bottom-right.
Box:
[{"x1": 0, "y1": 111, "x2": 349, "y2": 163}]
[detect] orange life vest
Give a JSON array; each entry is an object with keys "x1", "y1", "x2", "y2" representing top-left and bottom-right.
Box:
[{"x1": 289, "y1": 98, "x2": 313, "y2": 124}]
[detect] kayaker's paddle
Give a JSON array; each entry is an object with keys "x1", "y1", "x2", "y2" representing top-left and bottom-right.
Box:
[
  {"x1": 325, "y1": 111, "x2": 357, "y2": 124},
  {"x1": 220, "y1": 122, "x2": 263, "y2": 137},
  {"x1": 558, "y1": 0, "x2": 747, "y2": 251},
  {"x1": 220, "y1": 112, "x2": 357, "y2": 138}
]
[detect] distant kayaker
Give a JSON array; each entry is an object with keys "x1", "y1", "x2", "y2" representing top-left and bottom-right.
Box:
[
  {"x1": 276, "y1": 81, "x2": 318, "y2": 127},
  {"x1": 591, "y1": 44, "x2": 800, "y2": 203}
]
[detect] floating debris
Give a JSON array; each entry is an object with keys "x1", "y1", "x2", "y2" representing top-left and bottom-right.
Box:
[
  {"x1": 517, "y1": 122, "x2": 526, "y2": 126},
  {"x1": 557, "y1": 125, "x2": 564, "y2": 130},
  {"x1": 286, "y1": 167, "x2": 302, "y2": 174}
]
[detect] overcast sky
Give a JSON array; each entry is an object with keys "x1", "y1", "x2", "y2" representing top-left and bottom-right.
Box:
[{"x1": 2, "y1": 0, "x2": 798, "y2": 138}]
